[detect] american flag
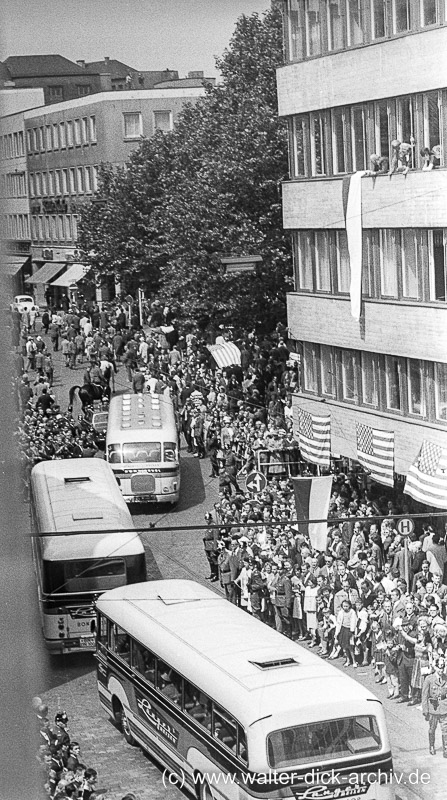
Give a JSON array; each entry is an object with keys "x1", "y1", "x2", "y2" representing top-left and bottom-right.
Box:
[
  {"x1": 404, "y1": 440, "x2": 447, "y2": 509},
  {"x1": 297, "y1": 408, "x2": 331, "y2": 467},
  {"x1": 356, "y1": 423, "x2": 394, "y2": 487},
  {"x1": 207, "y1": 342, "x2": 241, "y2": 368}
]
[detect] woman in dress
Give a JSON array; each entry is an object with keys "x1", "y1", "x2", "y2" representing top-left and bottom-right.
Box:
[
  {"x1": 291, "y1": 564, "x2": 306, "y2": 640},
  {"x1": 303, "y1": 575, "x2": 319, "y2": 647},
  {"x1": 335, "y1": 599, "x2": 358, "y2": 667}
]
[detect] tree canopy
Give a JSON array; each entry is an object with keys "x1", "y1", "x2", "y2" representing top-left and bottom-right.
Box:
[{"x1": 78, "y1": 3, "x2": 292, "y2": 330}]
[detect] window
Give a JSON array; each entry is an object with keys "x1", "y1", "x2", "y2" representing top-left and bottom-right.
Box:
[
  {"x1": 296, "y1": 231, "x2": 314, "y2": 290},
  {"x1": 48, "y1": 86, "x2": 64, "y2": 101},
  {"x1": 407, "y1": 359, "x2": 424, "y2": 415},
  {"x1": 38, "y1": 216, "x2": 44, "y2": 240},
  {"x1": 59, "y1": 122, "x2": 66, "y2": 149},
  {"x1": 435, "y1": 363, "x2": 447, "y2": 420},
  {"x1": 396, "y1": 97, "x2": 414, "y2": 167},
  {"x1": 90, "y1": 116, "x2": 97, "y2": 142},
  {"x1": 305, "y1": 0, "x2": 322, "y2": 55},
  {"x1": 92, "y1": 165, "x2": 98, "y2": 192},
  {"x1": 57, "y1": 215, "x2": 64, "y2": 240},
  {"x1": 303, "y1": 342, "x2": 318, "y2": 392},
  {"x1": 421, "y1": 0, "x2": 437, "y2": 25},
  {"x1": 27, "y1": 129, "x2": 33, "y2": 153},
  {"x1": 336, "y1": 231, "x2": 350, "y2": 293},
  {"x1": 72, "y1": 215, "x2": 78, "y2": 239},
  {"x1": 62, "y1": 169, "x2": 69, "y2": 195},
  {"x1": 156, "y1": 661, "x2": 182, "y2": 704},
  {"x1": 40, "y1": 127, "x2": 45, "y2": 151},
  {"x1": 111, "y1": 624, "x2": 130, "y2": 662},
  {"x1": 347, "y1": 0, "x2": 364, "y2": 44},
  {"x1": 122, "y1": 442, "x2": 162, "y2": 463},
  {"x1": 153, "y1": 110, "x2": 172, "y2": 132},
  {"x1": 315, "y1": 231, "x2": 332, "y2": 291},
  {"x1": 34, "y1": 128, "x2": 40, "y2": 152},
  {"x1": 65, "y1": 215, "x2": 72, "y2": 240},
  {"x1": 341, "y1": 350, "x2": 357, "y2": 401},
  {"x1": 332, "y1": 107, "x2": 346, "y2": 174},
  {"x1": 423, "y1": 91, "x2": 441, "y2": 156},
  {"x1": 351, "y1": 107, "x2": 366, "y2": 171},
  {"x1": 291, "y1": 116, "x2": 307, "y2": 176},
  {"x1": 77, "y1": 84, "x2": 92, "y2": 96},
  {"x1": 77, "y1": 167, "x2": 85, "y2": 193},
  {"x1": 123, "y1": 112, "x2": 142, "y2": 139},
  {"x1": 213, "y1": 705, "x2": 237, "y2": 752},
  {"x1": 327, "y1": 0, "x2": 344, "y2": 50},
  {"x1": 392, "y1": 0, "x2": 411, "y2": 30},
  {"x1": 55, "y1": 170, "x2": 62, "y2": 196},
  {"x1": 66, "y1": 120, "x2": 74, "y2": 147},
  {"x1": 41, "y1": 172, "x2": 47, "y2": 196},
  {"x1": 286, "y1": 0, "x2": 305, "y2": 60},
  {"x1": 35, "y1": 172, "x2": 42, "y2": 197},
  {"x1": 18, "y1": 130, "x2": 24, "y2": 156},
  {"x1": 268, "y1": 716, "x2": 380, "y2": 769},
  {"x1": 48, "y1": 171, "x2": 54, "y2": 196},
  {"x1": 74, "y1": 118, "x2": 82, "y2": 145},
  {"x1": 184, "y1": 682, "x2": 211, "y2": 727},
  {"x1": 380, "y1": 230, "x2": 399, "y2": 297},
  {"x1": 31, "y1": 216, "x2": 38, "y2": 240},
  {"x1": 52, "y1": 123, "x2": 59, "y2": 150},
  {"x1": 320, "y1": 345, "x2": 335, "y2": 396},
  {"x1": 82, "y1": 117, "x2": 89, "y2": 143},
  {"x1": 375, "y1": 101, "x2": 389, "y2": 160},
  {"x1": 44, "y1": 216, "x2": 51, "y2": 240},
  {"x1": 361, "y1": 352, "x2": 379, "y2": 406},
  {"x1": 371, "y1": 0, "x2": 386, "y2": 37},
  {"x1": 85, "y1": 166, "x2": 92, "y2": 193},
  {"x1": 401, "y1": 230, "x2": 419, "y2": 298},
  {"x1": 29, "y1": 174, "x2": 35, "y2": 198},
  {"x1": 430, "y1": 230, "x2": 446, "y2": 301},
  {"x1": 385, "y1": 355, "x2": 402, "y2": 410},
  {"x1": 311, "y1": 113, "x2": 326, "y2": 175},
  {"x1": 45, "y1": 125, "x2": 52, "y2": 151},
  {"x1": 131, "y1": 641, "x2": 155, "y2": 683},
  {"x1": 69, "y1": 168, "x2": 76, "y2": 194}
]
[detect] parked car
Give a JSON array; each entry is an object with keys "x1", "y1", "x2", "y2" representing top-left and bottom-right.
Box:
[{"x1": 10, "y1": 295, "x2": 39, "y2": 314}]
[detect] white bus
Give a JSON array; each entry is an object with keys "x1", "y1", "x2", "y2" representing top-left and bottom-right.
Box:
[
  {"x1": 30, "y1": 459, "x2": 146, "y2": 654},
  {"x1": 96, "y1": 580, "x2": 394, "y2": 800},
  {"x1": 106, "y1": 393, "x2": 180, "y2": 504}
]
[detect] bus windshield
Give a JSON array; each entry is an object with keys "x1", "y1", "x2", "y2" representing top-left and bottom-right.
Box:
[
  {"x1": 122, "y1": 442, "x2": 162, "y2": 463},
  {"x1": 43, "y1": 558, "x2": 127, "y2": 594},
  {"x1": 267, "y1": 715, "x2": 381, "y2": 768}
]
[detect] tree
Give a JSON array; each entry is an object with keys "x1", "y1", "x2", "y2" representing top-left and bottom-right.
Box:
[{"x1": 78, "y1": 4, "x2": 292, "y2": 329}]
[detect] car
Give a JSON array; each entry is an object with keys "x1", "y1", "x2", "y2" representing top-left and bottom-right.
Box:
[{"x1": 10, "y1": 295, "x2": 39, "y2": 314}]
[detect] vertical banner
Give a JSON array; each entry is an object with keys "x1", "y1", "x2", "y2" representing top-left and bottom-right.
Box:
[
  {"x1": 343, "y1": 171, "x2": 367, "y2": 321},
  {"x1": 291, "y1": 475, "x2": 333, "y2": 552}
]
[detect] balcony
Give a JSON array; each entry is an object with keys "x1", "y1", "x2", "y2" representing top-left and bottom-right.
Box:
[
  {"x1": 277, "y1": 26, "x2": 447, "y2": 116},
  {"x1": 287, "y1": 293, "x2": 447, "y2": 362},
  {"x1": 283, "y1": 169, "x2": 447, "y2": 230}
]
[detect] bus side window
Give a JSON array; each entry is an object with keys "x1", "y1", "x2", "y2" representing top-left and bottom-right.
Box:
[
  {"x1": 237, "y1": 726, "x2": 248, "y2": 763},
  {"x1": 156, "y1": 661, "x2": 182, "y2": 705},
  {"x1": 213, "y1": 705, "x2": 237, "y2": 751},
  {"x1": 184, "y1": 682, "x2": 210, "y2": 726},
  {"x1": 131, "y1": 641, "x2": 155, "y2": 684},
  {"x1": 111, "y1": 624, "x2": 130, "y2": 663},
  {"x1": 97, "y1": 613, "x2": 108, "y2": 649}
]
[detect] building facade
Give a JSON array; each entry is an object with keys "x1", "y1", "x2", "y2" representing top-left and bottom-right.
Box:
[
  {"x1": 3, "y1": 86, "x2": 205, "y2": 304},
  {"x1": 278, "y1": 1, "x2": 447, "y2": 478}
]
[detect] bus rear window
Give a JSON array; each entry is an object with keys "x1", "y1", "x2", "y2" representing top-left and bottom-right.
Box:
[
  {"x1": 164, "y1": 442, "x2": 178, "y2": 462},
  {"x1": 267, "y1": 716, "x2": 381, "y2": 768},
  {"x1": 44, "y1": 558, "x2": 126, "y2": 594},
  {"x1": 122, "y1": 442, "x2": 162, "y2": 463},
  {"x1": 108, "y1": 444, "x2": 121, "y2": 463}
]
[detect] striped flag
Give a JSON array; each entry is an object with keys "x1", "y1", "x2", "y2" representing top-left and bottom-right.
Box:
[
  {"x1": 342, "y1": 171, "x2": 367, "y2": 321},
  {"x1": 207, "y1": 342, "x2": 241, "y2": 368},
  {"x1": 291, "y1": 475, "x2": 333, "y2": 551},
  {"x1": 296, "y1": 407, "x2": 331, "y2": 467},
  {"x1": 404, "y1": 440, "x2": 447, "y2": 509},
  {"x1": 356, "y1": 423, "x2": 394, "y2": 487}
]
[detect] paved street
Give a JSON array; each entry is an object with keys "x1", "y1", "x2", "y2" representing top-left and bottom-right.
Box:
[{"x1": 18, "y1": 323, "x2": 446, "y2": 800}]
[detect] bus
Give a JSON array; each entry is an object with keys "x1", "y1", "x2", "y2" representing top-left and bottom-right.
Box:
[
  {"x1": 96, "y1": 580, "x2": 394, "y2": 800},
  {"x1": 30, "y1": 459, "x2": 146, "y2": 654},
  {"x1": 106, "y1": 393, "x2": 180, "y2": 504}
]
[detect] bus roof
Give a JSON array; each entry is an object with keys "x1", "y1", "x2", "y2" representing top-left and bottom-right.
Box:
[
  {"x1": 41, "y1": 530, "x2": 144, "y2": 561},
  {"x1": 30, "y1": 459, "x2": 142, "y2": 553},
  {"x1": 106, "y1": 393, "x2": 177, "y2": 443},
  {"x1": 96, "y1": 580, "x2": 381, "y2": 729}
]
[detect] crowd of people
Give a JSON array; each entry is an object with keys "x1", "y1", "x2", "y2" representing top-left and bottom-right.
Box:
[
  {"x1": 34, "y1": 698, "x2": 138, "y2": 800},
  {"x1": 11, "y1": 292, "x2": 447, "y2": 761}
]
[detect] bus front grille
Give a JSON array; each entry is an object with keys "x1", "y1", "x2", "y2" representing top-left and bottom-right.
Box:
[{"x1": 131, "y1": 474, "x2": 156, "y2": 494}]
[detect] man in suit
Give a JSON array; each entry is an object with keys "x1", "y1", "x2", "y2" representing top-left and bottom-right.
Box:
[
  {"x1": 274, "y1": 562, "x2": 293, "y2": 637},
  {"x1": 219, "y1": 538, "x2": 242, "y2": 605},
  {"x1": 334, "y1": 579, "x2": 360, "y2": 617}
]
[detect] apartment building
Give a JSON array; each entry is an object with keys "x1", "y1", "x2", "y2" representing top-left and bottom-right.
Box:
[{"x1": 277, "y1": 0, "x2": 447, "y2": 484}]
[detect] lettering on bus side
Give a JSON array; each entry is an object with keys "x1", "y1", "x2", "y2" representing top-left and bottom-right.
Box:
[
  {"x1": 293, "y1": 784, "x2": 369, "y2": 799},
  {"x1": 135, "y1": 690, "x2": 180, "y2": 746}
]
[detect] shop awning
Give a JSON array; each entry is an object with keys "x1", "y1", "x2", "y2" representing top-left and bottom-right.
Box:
[
  {"x1": 3, "y1": 257, "x2": 29, "y2": 276},
  {"x1": 51, "y1": 263, "x2": 90, "y2": 287},
  {"x1": 27, "y1": 262, "x2": 65, "y2": 284}
]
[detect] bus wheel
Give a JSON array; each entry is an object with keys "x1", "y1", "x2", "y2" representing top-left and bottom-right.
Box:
[
  {"x1": 198, "y1": 776, "x2": 214, "y2": 800},
  {"x1": 114, "y1": 700, "x2": 136, "y2": 746}
]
